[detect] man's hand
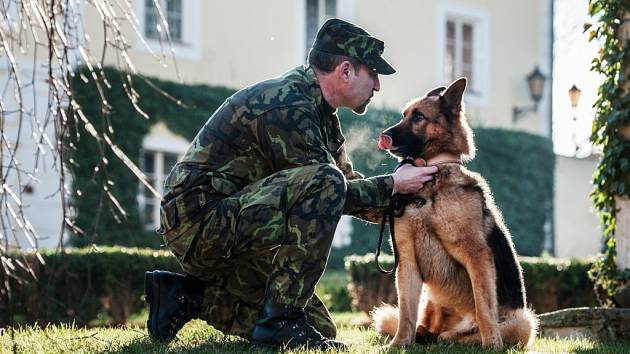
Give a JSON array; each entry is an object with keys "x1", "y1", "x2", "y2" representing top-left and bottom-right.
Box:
[{"x1": 392, "y1": 164, "x2": 438, "y2": 194}]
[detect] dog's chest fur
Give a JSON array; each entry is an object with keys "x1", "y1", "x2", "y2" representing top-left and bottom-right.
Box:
[{"x1": 402, "y1": 164, "x2": 489, "y2": 311}]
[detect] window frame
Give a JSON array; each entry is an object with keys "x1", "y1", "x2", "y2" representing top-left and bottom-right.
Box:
[
  {"x1": 437, "y1": 3, "x2": 491, "y2": 106},
  {"x1": 138, "y1": 123, "x2": 189, "y2": 230},
  {"x1": 303, "y1": 0, "x2": 338, "y2": 60},
  {"x1": 134, "y1": 0, "x2": 201, "y2": 60},
  {"x1": 139, "y1": 149, "x2": 182, "y2": 230}
]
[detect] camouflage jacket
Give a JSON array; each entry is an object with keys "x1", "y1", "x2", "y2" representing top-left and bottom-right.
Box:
[{"x1": 160, "y1": 66, "x2": 393, "y2": 232}]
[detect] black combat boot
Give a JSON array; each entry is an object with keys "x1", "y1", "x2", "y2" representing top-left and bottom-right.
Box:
[
  {"x1": 144, "y1": 270, "x2": 205, "y2": 342},
  {"x1": 251, "y1": 300, "x2": 348, "y2": 350}
]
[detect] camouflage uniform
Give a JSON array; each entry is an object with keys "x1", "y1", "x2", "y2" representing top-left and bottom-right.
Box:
[{"x1": 158, "y1": 20, "x2": 395, "y2": 339}]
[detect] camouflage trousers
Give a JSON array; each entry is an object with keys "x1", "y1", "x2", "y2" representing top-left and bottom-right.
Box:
[{"x1": 176, "y1": 163, "x2": 346, "y2": 339}]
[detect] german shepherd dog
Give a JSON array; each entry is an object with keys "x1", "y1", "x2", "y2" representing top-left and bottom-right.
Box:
[{"x1": 371, "y1": 78, "x2": 537, "y2": 349}]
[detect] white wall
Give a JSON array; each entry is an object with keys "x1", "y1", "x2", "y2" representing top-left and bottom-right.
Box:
[{"x1": 554, "y1": 154, "x2": 602, "y2": 258}]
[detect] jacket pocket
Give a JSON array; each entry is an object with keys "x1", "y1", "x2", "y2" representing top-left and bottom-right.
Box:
[{"x1": 234, "y1": 181, "x2": 288, "y2": 247}]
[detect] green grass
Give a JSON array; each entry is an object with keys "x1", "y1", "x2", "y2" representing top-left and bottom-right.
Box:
[{"x1": 2, "y1": 313, "x2": 629, "y2": 354}]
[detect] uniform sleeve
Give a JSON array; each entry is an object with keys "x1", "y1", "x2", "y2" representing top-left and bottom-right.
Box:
[
  {"x1": 344, "y1": 175, "x2": 394, "y2": 223},
  {"x1": 256, "y1": 106, "x2": 335, "y2": 171},
  {"x1": 333, "y1": 133, "x2": 394, "y2": 222}
]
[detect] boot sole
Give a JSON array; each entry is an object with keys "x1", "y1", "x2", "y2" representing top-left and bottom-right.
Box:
[{"x1": 145, "y1": 271, "x2": 166, "y2": 341}]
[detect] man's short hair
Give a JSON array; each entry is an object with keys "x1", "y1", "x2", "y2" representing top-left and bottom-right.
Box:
[{"x1": 307, "y1": 48, "x2": 363, "y2": 74}]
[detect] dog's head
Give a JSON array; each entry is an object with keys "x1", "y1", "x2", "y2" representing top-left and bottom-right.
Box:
[{"x1": 377, "y1": 78, "x2": 475, "y2": 161}]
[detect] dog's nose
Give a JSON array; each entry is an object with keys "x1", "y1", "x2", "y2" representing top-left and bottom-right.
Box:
[{"x1": 378, "y1": 134, "x2": 393, "y2": 150}]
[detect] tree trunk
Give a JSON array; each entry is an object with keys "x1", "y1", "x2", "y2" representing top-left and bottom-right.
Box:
[{"x1": 616, "y1": 12, "x2": 630, "y2": 272}]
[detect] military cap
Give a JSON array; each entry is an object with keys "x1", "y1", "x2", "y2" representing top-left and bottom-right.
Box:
[{"x1": 312, "y1": 18, "x2": 396, "y2": 75}]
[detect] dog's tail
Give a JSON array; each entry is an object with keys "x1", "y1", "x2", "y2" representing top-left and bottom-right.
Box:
[
  {"x1": 370, "y1": 303, "x2": 399, "y2": 337},
  {"x1": 498, "y1": 307, "x2": 538, "y2": 346},
  {"x1": 371, "y1": 304, "x2": 538, "y2": 347}
]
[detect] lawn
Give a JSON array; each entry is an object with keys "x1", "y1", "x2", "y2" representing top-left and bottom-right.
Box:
[{"x1": 2, "y1": 313, "x2": 629, "y2": 354}]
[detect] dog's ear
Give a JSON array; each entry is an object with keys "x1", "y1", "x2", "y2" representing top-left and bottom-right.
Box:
[
  {"x1": 440, "y1": 78, "x2": 467, "y2": 117},
  {"x1": 426, "y1": 86, "x2": 446, "y2": 97}
]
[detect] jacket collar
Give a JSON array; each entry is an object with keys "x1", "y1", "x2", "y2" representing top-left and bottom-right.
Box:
[{"x1": 303, "y1": 66, "x2": 336, "y2": 117}]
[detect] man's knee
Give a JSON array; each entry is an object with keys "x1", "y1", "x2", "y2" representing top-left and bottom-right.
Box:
[{"x1": 311, "y1": 163, "x2": 346, "y2": 197}]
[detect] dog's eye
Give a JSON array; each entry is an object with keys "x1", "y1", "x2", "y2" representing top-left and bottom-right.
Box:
[{"x1": 411, "y1": 111, "x2": 425, "y2": 122}]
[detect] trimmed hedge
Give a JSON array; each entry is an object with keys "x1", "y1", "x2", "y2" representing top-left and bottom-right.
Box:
[
  {"x1": 0, "y1": 247, "x2": 351, "y2": 326},
  {"x1": 1, "y1": 248, "x2": 597, "y2": 327},
  {"x1": 0, "y1": 247, "x2": 181, "y2": 326},
  {"x1": 345, "y1": 253, "x2": 597, "y2": 314}
]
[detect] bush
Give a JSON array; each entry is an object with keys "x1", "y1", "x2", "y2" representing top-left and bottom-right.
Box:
[
  {"x1": 1, "y1": 247, "x2": 181, "y2": 326},
  {"x1": 345, "y1": 253, "x2": 597, "y2": 314},
  {"x1": 0, "y1": 247, "x2": 354, "y2": 326}
]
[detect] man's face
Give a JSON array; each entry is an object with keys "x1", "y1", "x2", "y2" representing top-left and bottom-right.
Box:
[{"x1": 347, "y1": 64, "x2": 380, "y2": 115}]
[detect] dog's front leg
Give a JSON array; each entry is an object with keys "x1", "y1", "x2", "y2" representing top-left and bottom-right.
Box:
[
  {"x1": 448, "y1": 240, "x2": 502, "y2": 349},
  {"x1": 389, "y1": 223, "x2": 423, "y2": 347}
]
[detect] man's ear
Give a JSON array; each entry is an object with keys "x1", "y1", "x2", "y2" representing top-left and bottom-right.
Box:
[
  {"x1": 337, "y1": 61, "x2": 354, "y2": 82},
  {"x1": 440, "y1": 77, "x2": 467, "y2": 116}
]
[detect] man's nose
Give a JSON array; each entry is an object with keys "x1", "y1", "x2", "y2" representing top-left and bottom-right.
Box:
[{"x1": 373, "y1": 75, "x2": 381, "y2": 92}]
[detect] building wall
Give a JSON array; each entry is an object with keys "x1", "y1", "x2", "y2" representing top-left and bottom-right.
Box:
[
  {"x1": 82, "y1": 0, "x2": 551, "y2": 135},
  {"x1": 554, "y1": 154, "x2": 602, "y2": 258}
]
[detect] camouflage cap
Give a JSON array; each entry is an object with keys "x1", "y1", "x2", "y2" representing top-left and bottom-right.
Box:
[{"x1": 312, "y1": 18, "x2": 396, "y2": 75}]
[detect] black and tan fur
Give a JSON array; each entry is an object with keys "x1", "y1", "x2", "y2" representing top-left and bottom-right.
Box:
[{"x1": 371, "y1": 78, "x2": 537, "y2": 349}]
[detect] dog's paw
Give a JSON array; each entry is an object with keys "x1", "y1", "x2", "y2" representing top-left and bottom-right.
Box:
[
  {"x1": 388, "y1": 336, "x2": 412, "y2": 348},
  {"x1": 437, "y1": 330, "x2": 458, "y2": 342},
  {"x1": 482, "y1": 334, "x2": 503, "y2": 350}
]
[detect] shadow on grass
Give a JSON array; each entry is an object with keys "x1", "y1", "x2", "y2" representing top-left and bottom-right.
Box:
[{"x1": 108, "y1": 336, "x2": 281, "y2": 354}]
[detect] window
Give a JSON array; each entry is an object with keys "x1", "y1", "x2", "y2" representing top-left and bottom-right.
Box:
[
  {"x1": 136, "y1": 0, "x2": 201, "y2": 60},
  {"x1": 305, "y1": 0, "x2": 337, "y2": 58},
  {"x1": 140, "y1": 150, "x2": 180, "y2": 229},
  {"x1": 138, "y1": 122, "x2": 190, "y2": 230},
  {"x1": 438, "y1": 4, "x2": 490, "y2": 104},
  {"x1": 144, "y1": 0, "x2": 183, "y2": 42},
  {"x1": 445, "y1": 19, "x2": 474, "y2": 89}
]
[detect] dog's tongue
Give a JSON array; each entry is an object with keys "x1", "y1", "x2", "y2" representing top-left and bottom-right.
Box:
[{"x1": 377, "y1": 134, "x2": 393, "y2": 150}]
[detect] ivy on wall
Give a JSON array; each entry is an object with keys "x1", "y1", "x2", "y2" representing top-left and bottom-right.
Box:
[
  {"x1": 69, "y1": 67, "x2": 234, "y2": 247},
  {"x1": 69, "y1": 68, "x2": 554, "y2": 264},
  {"x1": 586, "y1": 0, "x2": 630, "y2": 305}
]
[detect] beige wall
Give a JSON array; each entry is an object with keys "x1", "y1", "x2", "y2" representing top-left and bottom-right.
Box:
[
  {"x1": 82, "y1": 0, "x2": 550, "y2": 135},
  {"x1": 554, "y1": 155, "x2": 602, "y2": 258}
]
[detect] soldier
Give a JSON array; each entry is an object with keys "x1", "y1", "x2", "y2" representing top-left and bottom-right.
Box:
[{"x1": 144, "y1": 18, "x2": 437, "y2": 349}]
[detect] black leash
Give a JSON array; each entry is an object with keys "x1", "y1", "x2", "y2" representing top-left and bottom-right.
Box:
[{"x1": 376, "y1": 159, "x2": 427, "y2": 274}]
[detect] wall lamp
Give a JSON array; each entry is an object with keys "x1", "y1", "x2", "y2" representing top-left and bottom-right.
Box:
[{"x1": 512, "y1": 66, "x2": 547, "y2": 123}]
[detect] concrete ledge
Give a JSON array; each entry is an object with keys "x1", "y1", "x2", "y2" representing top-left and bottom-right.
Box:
[{"x1": 538, "y1": 307, "x2": 630, "y2": 341}]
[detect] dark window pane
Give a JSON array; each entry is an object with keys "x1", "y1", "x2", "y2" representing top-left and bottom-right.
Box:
[
  {"x1": 144, "y1": 202, "x2": 155, "y2": 225},
  {"x1": 325, "y1": 0, "x2": 336, "y2": 18},
  {"x1": 144, "y1": 176, "x2": 156, "y2": 197},
  {"x1": 145, "y1": 0, "x2": 159, "y2": 39},
  {"x1": 463, "y1": 23, "x2": 473, "y2": 43},
  {"x1": 306, "y1": 0, "x2": 318, "y2": 58},
  {"x1": 144, "y1": 151, "x2": 155, "y2": 173},
  {"x1": 167, "y1": 0, "x2": 182, "y2": 42},
  {"x1": 445, "y1": 21, "x2": 456, "y2": 83},
  {"x1": 163, "y1": 153, "x2": 178, "y2": 175}
]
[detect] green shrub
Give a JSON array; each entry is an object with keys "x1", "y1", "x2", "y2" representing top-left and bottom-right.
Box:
[
  {"x1": 315, "y1": 270, "x2": 352, "y2": 312},
  {"x1": 0, "y1": 247, "x2": 353, "y2": 326},
  {"x1": 345, "y1": 253, "x2": 596, "y2": 314},
  {"x1": 1, "y1": 247, "x2": 181, "y2": 326}
]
